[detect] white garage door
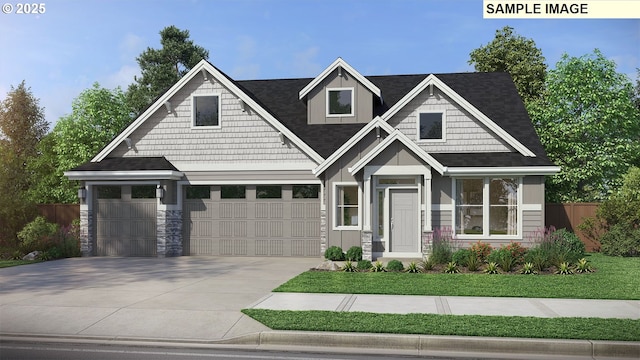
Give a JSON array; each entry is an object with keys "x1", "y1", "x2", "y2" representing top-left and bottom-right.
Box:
[{"x1": 183, "y1": 185, "x2": 320, "y2": 256}]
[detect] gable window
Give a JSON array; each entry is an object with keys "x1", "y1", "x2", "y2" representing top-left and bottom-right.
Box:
[
  {"x1": 327, "y1": 88, "x2": 353, "y2": 116},
  {"x1": 418, "y1": 112, "x2": 445, "y2": 141},
  {"x1": 455, "y1": 177, "x2": 520, "y2": 236},
  {"x1": 193, "y1": 95, "x2": 220, "y2": 127},
  {"x1": 334, "y1": 183, "x2": 360, "y2": 229}
]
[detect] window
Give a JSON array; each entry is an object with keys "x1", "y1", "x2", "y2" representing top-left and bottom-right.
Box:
[
  {"x1": 221, "y1": 185, "x2": 245, "y2": 199},
  {"x1": 97, "y1": 186, "x2": 121, "y2": 199},
  {"x1": 186, "y1": 185, "x2": 210, "y2": 199},
  {"x1": 193, "y1": 95, "x2": 220, "y2": 127},
  {"x1": 455, "y1": 178, "x2": 519, "y2": 236},
  {"x1": 419, "y1": 112, "x2": 444, "y2": 140},
  {"x1": 327, "y1": 88, "x2": 353, "y2": 116},
  {"x1": 132, "y1": 185, "x2": 156, "y2": 199},
  {"x1": 256, "y1": 185, "x2": 282, "y2": 199},
  {"x1": 335, "y1": 184, "x2": 359, "y2": 228},
  {"x1": 293, "y1": 185, "x2": 319, "y2": 199}
]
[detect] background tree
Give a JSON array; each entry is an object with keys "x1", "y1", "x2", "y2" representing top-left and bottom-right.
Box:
[
  {"x1": 48, "y1": 83, "x2": 133, "y2": 202},
  {"x1": 0, "y1": 81, "x2": 47, "y2": 244},
  {"x1": 126, "y1": 25, "x2": 209, "y2": 115},
  {"x1": 469, "y1": 26, "x2": 547, "y2": 105},
  {"x1": 528, "y1": 49, "x2": 640, "y2": 202}
]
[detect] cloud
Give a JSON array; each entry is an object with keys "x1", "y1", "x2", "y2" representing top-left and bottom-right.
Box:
[
  {"x1": 119, "y1": 33, "x2": 145, "y2": 62},
  {"x1": 291, "y1": 47, "x2": 322, "y2": 77},
  {"x1": 103, "y1": 64, "x2": 139, "y2": 90}
]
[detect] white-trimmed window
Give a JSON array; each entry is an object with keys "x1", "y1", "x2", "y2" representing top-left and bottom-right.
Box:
[
  {"x1": 327, "y1": 88, "x2": 354, "y2": 116},
  {"x1": 418, "y1": 111, "x2": 445, "y2": 141},
  {"x1": 334, "y1": 182, "x2": 360, "y2": 229},
  {"x1": 455, "y1": 177, "x2": 520, "y2": 236},
  {"x1": 193, "y1": 94, "x2": 220, "y2": 128}
]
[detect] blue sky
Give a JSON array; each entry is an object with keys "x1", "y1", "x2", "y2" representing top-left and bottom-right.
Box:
[{"x1": 1, "y1": 0, "x2": 638, "y2": 127}]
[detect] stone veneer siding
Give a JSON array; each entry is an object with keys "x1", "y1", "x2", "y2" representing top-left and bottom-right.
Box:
[
  {"x1": 157, "y1": 210, "x2": 182, "y2": 257},
  {"x1": 319, "y1": 209, "x2": 327, "y2": 256},
  {"x1": 80, "y1": 209, "x2": 93, "y2": 257},
  {"x1": 361, "y1": 230, "x2": 373, "y2": 261}
]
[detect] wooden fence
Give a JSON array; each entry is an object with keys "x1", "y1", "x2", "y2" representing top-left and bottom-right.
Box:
[
  {"x1": 545, "y1": 203, "x2": 600, "y2": 251},
  {"x1": 37, "y1": 204, "x2": 80, "y2": 228}
]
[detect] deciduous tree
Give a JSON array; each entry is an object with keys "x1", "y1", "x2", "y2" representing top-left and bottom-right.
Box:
[
  {"x1": 528, "y1": 49, "x2": 640, "y2": 202},
  {"x1": 469, "y1": 26, "x2": 547, "y2": 105},
  {"x1": 126, "y1": 25, "x2": 209, "y2": 115}
]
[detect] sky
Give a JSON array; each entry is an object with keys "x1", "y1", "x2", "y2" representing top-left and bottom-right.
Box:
[{"x1": 1, "y1": 0, "x2": 638, "y2": 128}]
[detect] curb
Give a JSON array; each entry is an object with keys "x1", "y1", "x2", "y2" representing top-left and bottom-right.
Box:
[{"x1": 2, "y1": 331, "x2": 639, "y2": 359}]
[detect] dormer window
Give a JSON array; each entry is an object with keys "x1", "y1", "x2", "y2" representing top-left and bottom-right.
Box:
[
  {"x1": 418, "y1": 111, "x2": 445, "y2": 141},
  {"x1": 192, "y1": 94, "x2": 220, "y2": 128},
  {"x1": 327, "y1": 88, "x2": 354, "y2": 116}
]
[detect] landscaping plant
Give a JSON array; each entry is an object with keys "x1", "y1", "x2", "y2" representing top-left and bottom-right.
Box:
[
  {"x1": 443, "y1": 261, "x2": 459, "y2": 274},
  {"x1": 452, "y1": 248, "x2": 472, "y2": 267},
  {"x1": 555, "y1": 262, "x2": 574, "y2": 275},
  {"x1": 430, "y1": 227, "x2": 457, "y2": 264},
  {"x1": 405, "y1": 261, "x2": 420, "y2": 273},
  {"x1": 345, "y1": 246, "x2": 363, "y2": 261},
  {"x1": 341, "y1": 260, "x2": 356, "y2": 272},
  {"x1": 574, "y1": 258, "x2": 593, "y2": 273},
  {"x1": 324, "y1": 246, "x2": 345, "y2": 261},
  {"x1": 520, "y1": 262, "x2": 537, "y2": 275},
  {"x1": 371, "y1": 261, "x2": 386, "y2": 272},
  {"x1": 470, "y1": 240, "x2": 493, "y2": 262},
  {"x1": 386, "y1": 259, "x2": 404, "y2": 272},
  {"x1": 484, "y1": 262, "x2": 499, "y2": 274},
  {"x1": 356, "y1": 260, "x2": 372, "y2": 271}
]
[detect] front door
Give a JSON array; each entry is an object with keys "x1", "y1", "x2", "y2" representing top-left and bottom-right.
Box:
[{"x1": 389, "y1": 189, "x2": 419, "y2": 253}]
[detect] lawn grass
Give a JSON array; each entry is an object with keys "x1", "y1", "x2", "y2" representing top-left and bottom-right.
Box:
[
  {"x1": 274, "y1": 253, "x2": 639, "y2": 300},
  {"x1": 242, "y1": 309, "x2": 640, "y2": 342},
  {"x1": 0, "y1": 260, "x2": 39, "y2": 268}
]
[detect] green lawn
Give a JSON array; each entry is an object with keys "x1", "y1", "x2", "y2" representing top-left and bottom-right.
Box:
[
  {"x1": 0, "y1": 260, "x2": 39, "y2": 268},
  {"x1": 274, "y1": 253, "x2": 639, "y2": 300},
  {"x1": 242, "y1": 309, "x2": 640, "y2": 342}
]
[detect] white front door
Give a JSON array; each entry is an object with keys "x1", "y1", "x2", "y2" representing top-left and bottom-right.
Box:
[{"x1": 389, "y1": 189, "x2": 419, "y2": 253}]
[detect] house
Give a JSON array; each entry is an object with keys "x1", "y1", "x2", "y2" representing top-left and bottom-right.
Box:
[{"x1": 65, "y1": 58, "x2": 559, "y2": 259}]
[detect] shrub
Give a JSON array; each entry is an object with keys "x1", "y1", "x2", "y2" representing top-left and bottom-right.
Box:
[
  {"x1": 575, "y1": 258, "x2": 593, "y2": 273},
  {"x1": 466, "y1": 252, "x2": 480, "y2": 272},
  {"x1": 470, "y1": 241, "x2": 493, "y2": 262},
  {"x1": 443, "y1": 261, "x2": 459, "y2": 274},
  {"x1": 488, "y1": 248, "x2": 515, "y2": 272},
  {"x1": 452, "y1": 248, "x2": 472, "y2": 267},
  {"x1": 520, "y1": 262, "x2": 537, "y2": 275},
  {"x1": 357, "y1": 260, "x2": 372, "y2": 271},
  {"x1": 555, "y1": 262, "x2": 574, "y2": 275},
  {"x1": 341, "y1": 260, "x2": 356, "y2": 272},
  {"x1": 524, "y1": 246, "x2": 550, "y2": 272},
  {"x1": 430, "y1": 227, "x2": 457, "y2": 264},
  {"x1": 371, "y1": 261, "x2": 386, "y2": 272},
  {"x1": 405, "y1": 261, "x2": 420, "y2": 273},
  {"x1": 345, "y1": 246, "x2": 363, "y2": 261},
  {"x1": 324, "y1": 246, "x2": 345, "y2": 261},
  {"x1": 420, "y1": 258, "x2": 434, "y2": 271},
  {"x1": 484, "y1": 262, "x2": 499, "y2": 274},
  {"x1": 386, "y1": 259, "x2": 404, "y2": 272},
  {"x1": 599, "y1": 224, "x2": 640, "y2": 257},
  {"x1": 503, "y1": 242, "x2": 527, "y2": 264},
  {"x1": 547, "y1": 229, "x2": 585, "y2": 265},
  {"x1": 17, "y1": 216, "x2": 59, "y2": 252}
]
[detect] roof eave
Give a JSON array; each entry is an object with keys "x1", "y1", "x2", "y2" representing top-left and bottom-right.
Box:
[
  {"x1": 443, "y1": 166, "x2": 561, "y2": 176},
  {"x1": 64, "y1": 170, "x2": 184, "y2": 181}
]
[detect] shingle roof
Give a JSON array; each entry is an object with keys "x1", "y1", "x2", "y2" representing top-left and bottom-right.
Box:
[
  {"x1": 71, "y1": 157, "x2": 178, "y2": 171},
  {"x1": 238, "y1": 72, "x2": 553, "y2": 167}
]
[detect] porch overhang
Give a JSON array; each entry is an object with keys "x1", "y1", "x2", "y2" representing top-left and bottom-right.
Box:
[
  {"x1": 444, "y1": 166, "x2": 561, "y2": 176},
  {"x1": 64, "y1": 170, "x2": 184, "y2": 181}
]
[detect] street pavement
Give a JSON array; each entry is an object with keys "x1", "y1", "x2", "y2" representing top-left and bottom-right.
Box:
[{"x1": 0, "y1": 257, "x2": 638, "y2": 358}]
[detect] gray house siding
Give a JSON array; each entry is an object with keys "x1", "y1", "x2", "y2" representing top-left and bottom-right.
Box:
[
  {"x1": 110, "y1": 74, "x2": 315, "y2": 165},
  {"x1": 307, "y1": 68, "x2": 373, "y2": 124},
  {"x1": 387, "y1": 87, "x2": 511, "y2": 153}
]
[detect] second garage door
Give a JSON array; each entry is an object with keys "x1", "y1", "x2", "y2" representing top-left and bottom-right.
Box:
[{"x1": 183, "y1": 185, "x2": 320, "y2": 256}]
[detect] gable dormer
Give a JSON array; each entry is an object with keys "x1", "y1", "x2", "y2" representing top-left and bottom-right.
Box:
[{"x1": 299, "y1": 58, "x2": 381, "y2": 125}]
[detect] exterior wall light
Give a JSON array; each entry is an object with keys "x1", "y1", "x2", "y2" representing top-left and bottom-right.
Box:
[
  {"x1": 156, "y1": 185, "x2": 164, "y2": 199},
  {"x1": 78, "y1": 187, "x2": 87, "y2": 200}
]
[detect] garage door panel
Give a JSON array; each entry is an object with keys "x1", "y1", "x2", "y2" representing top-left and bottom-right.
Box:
[{"x1": 184, "y1": 189, "x2": 320, "y2": 257}]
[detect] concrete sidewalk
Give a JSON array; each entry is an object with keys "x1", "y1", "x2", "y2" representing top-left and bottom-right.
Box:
[{"x1": 250, "y1": 292, "x2": 640, "y2": 319}]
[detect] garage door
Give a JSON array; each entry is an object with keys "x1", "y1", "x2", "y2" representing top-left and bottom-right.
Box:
[
  {"x1": 183, "y1": 185, "x2": 320, "y2": 256},
  {"x1": 95, "y1": 185, "x2": 157, "y2": 256}
]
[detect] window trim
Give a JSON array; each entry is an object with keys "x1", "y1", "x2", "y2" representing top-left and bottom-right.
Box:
[
  {"x1": 452, "y1": 177, "x2": 523, "y2": 239},
  {"x1": 326, "y1": 87, "x2": 355, "y2": 117},
  {"x1": 332, "y1": 182, "x2": 361, "y2": 230},
  {"x1": 191, "y1": 93, "x2": 221, "y2": 129},
  {"x1": 417, "y1": 110, "x2": 446, "y2": 142}
]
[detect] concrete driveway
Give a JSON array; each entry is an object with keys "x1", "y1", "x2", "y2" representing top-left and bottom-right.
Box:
[{"x1": 0, "y1": 256, "x2": 320, "y2": 341}]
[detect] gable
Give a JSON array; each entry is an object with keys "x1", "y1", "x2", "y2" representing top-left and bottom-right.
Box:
[
  {"x1": 386, "y1": 85, "x2": 512, "y2": 153},
  {"x1": 108, "y1": 74, "x2": 317, "y2": 168}
]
